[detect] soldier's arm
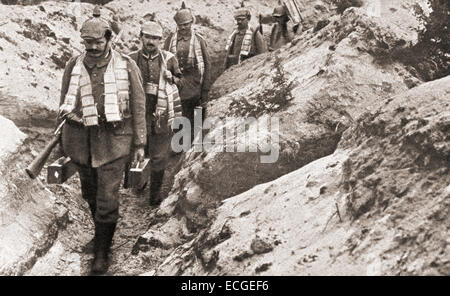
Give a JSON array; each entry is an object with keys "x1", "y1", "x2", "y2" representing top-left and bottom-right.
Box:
[
  {"x1": 168, "y1": 54, "x2": 182, "y2": 78},
  {"x1": 128, "y1": 51, "x2": 139, "y2": 65},
  {"x1": 127, "y1": 59, "x2": 147, "y2": 148},
  {"x1": 198, "y1": 36, "x2": 212, "y2": 99},
  {"x1": 253, "y1": 30, "x2": 267, "y2": 54},
  {"x1": 223, "y1": 33, "x2": 234, "y2": 71},
  {"x1": 286, "y1": 23, "x2": 295, "y2": 42},
  {"x1": 59, "y1": 56, "x2": 78, "y2": 107},
  {"x1": 163, "y1": 34, "x2": 173, "y2": 51},
  {"x1": 291, "y1": 23, "x2": 302, "y2": 46},
  {"x1": 166, "y1": 54, "x2": 184, "y2": 90}
]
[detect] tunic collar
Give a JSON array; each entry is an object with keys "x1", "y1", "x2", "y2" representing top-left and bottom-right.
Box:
[
  {"x1": 177, "y1": 32, "x2": 191, "y2": 41},
  {"x1": 140, "y1": 49, "x2": 160, "y2": 60}
]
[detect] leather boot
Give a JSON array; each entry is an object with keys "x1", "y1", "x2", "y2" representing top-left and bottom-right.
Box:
[
  {"x1": 83, "y1": 203, "x2": 97, "y2": 254},
  {"x1": 91, "y1": 222, "x2": 116, "y2": 275},
  {"x1": 149, "y1": 170, "x2": 165, "y2": 206},
  {"x1": 88, "y1": 202, "x2": 96, "y2": 219}
]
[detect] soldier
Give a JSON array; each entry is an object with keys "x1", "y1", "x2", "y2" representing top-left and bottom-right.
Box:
[
  {"x1": 164, "y1": 2, "x2": 211, "y2": 139},
  {"x1": 224, "y1": 3, "x2": 267, "y2": 69},
  {"x1": 261, "y1": 3, "x2": 301, "y2": 51},
  {"x1": 58, "y1": 16, "x2": 146, "y2": 274},
  {"x1": 129, "y1": 19, "x2": 183, "y2": 206}
]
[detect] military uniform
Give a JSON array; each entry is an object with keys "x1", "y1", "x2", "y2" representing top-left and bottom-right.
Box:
[
  {"x1": 268, "y1": 22, "x2": 297, "y2": 51},
  {"x1": 129, "y1": 48, "x2": 182, "y2": 203},
  {"x1": 58, "y1": 16, "x2": 146, "y2": 274},
  {"x1": 129, "y1": 20, "x2": 183, "y2": 205},
  {"x1": 60, "y1": 50, "x2": 146, "y2": 223},
  {"x1": 225, "y1": 7, "x2": 267, "y2": 69},
  {"x1": 261, "y1": 5, "x2": 301, "y2": 51},
  {"x1": 164, "y1": 3, "x2": 211, "y2": 132}
]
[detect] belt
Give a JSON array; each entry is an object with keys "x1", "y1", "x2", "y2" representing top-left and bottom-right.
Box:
[{"x1": 144, "y1": 83, "x2": 158, "y2": 96}]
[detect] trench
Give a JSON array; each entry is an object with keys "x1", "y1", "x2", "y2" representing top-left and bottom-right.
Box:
[{"x1": 0, "y1": 92, "x2": 184, "y2": 275}]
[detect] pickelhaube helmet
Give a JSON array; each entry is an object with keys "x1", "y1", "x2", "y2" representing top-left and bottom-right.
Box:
[
  {"x1": 140, "y1": 13, "x2": 163, "y2": 38},
  {"x1": 141, "y1": 21, "x2": 163, "y2": 38},
  {"x1": 234, "y1": 1, "x2": 251, "y2": 20},
  {"x1": 174, "y1": 2, "x2": 195, "y2": 25},
  {"x1": 81, "y1": 16, "x2": 112, "y2": 39},
  {"x1": 272, "y1": 4, "x2": 288, "y2": 17}
]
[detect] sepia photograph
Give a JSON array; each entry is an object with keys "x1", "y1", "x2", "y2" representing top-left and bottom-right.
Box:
[{"x1": 0, "y1": 0, "x2": 448, "y2": 280}]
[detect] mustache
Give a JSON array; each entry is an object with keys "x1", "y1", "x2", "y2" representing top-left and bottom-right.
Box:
[{"x1": 86, "y1": 49, "x2": 102, "y2": 54}]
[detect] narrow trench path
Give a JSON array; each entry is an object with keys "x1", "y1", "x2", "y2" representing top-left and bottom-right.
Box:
[{"x1": 20, "y1": 124, "x2": 183, "y2": 276}]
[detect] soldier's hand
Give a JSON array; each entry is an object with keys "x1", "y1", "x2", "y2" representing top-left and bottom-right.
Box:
[
  {"x1": 66, "y1": 113, "x2": 83, "y2": 124},
  {"x1": 164, "y1": 70, "x2": 173, "y2": 81},
  {"x1": 173, "y1": 76, "x2": 185, "y2": 89},
  {"x1": 57, "y1": 109, "x2": 67, "y2": 120},
  {"x1": 173, "y1": 76, "x2": 180, "y2": 86},
  {"x1": 133, "y1": 147, "x2": 145, "y2": 166}
]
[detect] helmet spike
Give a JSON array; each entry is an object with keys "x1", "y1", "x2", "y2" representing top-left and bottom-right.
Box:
[
  {"x1": 143, "y1": 12, "x2": 156, "y2": 22},
  {"x1": 93, "y1": 5, "x2": 101, "y2": 17}
]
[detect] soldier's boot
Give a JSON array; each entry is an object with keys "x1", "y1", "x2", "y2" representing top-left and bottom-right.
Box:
[
  {"x1": 149, "y1": 170, "x2": 165, "y2": 206},
  {"x1": 88, "y1": 202, "x2": 96, "y2": 219},
  {"x1": 83, "y1": 202, "x2": 97, "y2": 254},
  {"x1": 91, "y1": 222, "x2": 116, "y2": 275}
]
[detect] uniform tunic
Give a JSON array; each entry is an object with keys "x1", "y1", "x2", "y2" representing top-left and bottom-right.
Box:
[
  {"x1": 59, "y1": 49, "x2": 147, "y2": 223},
  {"x1": 260, "y1": 14, "x2": 299, "y2": 51},
  {"x1": 163, "y1": 32, "x2": 211, "y2": 103},
  {"x1": 269, "y1": 22, "x2": 296, "y2": 51},
  {"x1": 225, "y1": 28, "x2": 267, "y2": 69},
  {"x1": 129, "y1": 49, "x2": 182, "y2": 171},
  {"x1": 59, "y1": 51, "x2": 147, "y2": 168}
]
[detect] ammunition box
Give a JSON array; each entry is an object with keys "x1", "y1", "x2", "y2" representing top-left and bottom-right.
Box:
[
  {"x1": 128, "y1": 158, "x2": 151, "y2": 189},
  {"x1": 47, "y1": 157, "x2": 77, "y2": 184}
]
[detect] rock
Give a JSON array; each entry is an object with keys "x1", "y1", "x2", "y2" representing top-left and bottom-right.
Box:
[
  {"x1": 250, "y1": 237, "x2": 273, "y2": 255},
  {"x1": 0, "y1": 116, "x2": 26, "y2": 162}
]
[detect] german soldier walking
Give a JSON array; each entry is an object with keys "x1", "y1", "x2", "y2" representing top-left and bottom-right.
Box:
[
  {"x1": 58, "y1": 16, "x2": 147, "y2": 274},
  {"x1": 224, "y1": 3, "x2": 267, "y2": 70},
  {"x1": 164, "y1": 2, "x2": 211, "y2": 140},
  {"x1": 129, "y1": 19, "x2": 183, "y2": 206},
  {"x1": 261, "y1": 3, "x2": 302, "y2": 51}
]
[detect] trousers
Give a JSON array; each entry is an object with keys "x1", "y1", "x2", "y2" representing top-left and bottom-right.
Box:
[
  {"x1": 77, "y1": 156, "x2": 128, "y2": 224},
  {"x1": 147, "y1": 121, "x2": 171, "y2": 172}
]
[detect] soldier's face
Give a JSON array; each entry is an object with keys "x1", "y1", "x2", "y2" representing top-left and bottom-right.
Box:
[
  {"x1": 178, "y1": 21, "x2": 192, "y2": 35},
  {"x1": 141, "y1": 34, "x2": 162, "y2": 53},
  {"x1": 83, "y1": 37, "x2": 108, "y2": 57},
  {"x1": 235, "y1": 17, "x2": 249, "y2": 30},
  {"x1": 274, "y1": 15, "x2": 288, "y2": 24}
]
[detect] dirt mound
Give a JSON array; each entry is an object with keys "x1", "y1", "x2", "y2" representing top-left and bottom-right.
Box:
[
  {"x1": 153, "y1": 75, "x2": 449, "y2": 276},
  {"x1": 0, "y1": 115, "x2": 60, "y2": 275}
]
